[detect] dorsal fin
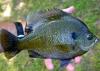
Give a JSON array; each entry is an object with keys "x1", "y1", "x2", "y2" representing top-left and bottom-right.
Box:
[{"x1": 26, "y1": 8, "x2": 68, "y2": 25}]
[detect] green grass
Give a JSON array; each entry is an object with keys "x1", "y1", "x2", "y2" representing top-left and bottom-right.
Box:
[{"x1": 0, "y1": 0, "x2": 100, "y2": 71}]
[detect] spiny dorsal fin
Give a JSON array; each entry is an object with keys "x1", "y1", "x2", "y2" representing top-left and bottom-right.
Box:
[{"x1": 26, "y1": 8, "x2": 68, "y2": 25}]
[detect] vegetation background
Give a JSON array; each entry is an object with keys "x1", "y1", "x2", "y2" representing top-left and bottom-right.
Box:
[{"x1": 0, "y1": 0, "x2": 100, "y2": 71}]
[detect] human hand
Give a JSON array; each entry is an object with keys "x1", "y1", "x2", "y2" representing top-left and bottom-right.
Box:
[
  {"x1": 44, "y1": 6, "x2": 82, "y2": 71},
  {"x1": 44, "y1": 56, "x2": 82, "y2": 71},
  {"x1": 65, "y1": 56, "x2": 82, "y2": 71}
]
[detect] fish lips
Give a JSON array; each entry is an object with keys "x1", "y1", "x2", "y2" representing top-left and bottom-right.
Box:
[
  {"x1": 80, "y1": 38, "x2": 99, "y2": 51},
  {"x1": 90, "y1": 38, "x2": 100, "y2": 49},
  {"x1": 95, "y1": 38, "x2": 100, "y2": 43}
]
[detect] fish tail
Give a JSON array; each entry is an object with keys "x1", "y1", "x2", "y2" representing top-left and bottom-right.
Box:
[{"x1": 0, "y1": 29, "x2": 21, "y2": 59}]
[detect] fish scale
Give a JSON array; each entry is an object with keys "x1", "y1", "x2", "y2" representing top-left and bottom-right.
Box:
[
  {"x1": 16, "y1": 8, "x2": 98, "y2": 59},
  {"x1": 0, "y1": 8, "x2": 98, "y2": 59}
]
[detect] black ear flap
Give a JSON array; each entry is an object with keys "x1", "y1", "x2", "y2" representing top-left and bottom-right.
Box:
[{"x1": 71, "y1": 32, "x2": 77, "y2": 40}]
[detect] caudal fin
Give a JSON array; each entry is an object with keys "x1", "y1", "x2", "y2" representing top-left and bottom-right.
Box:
[{"x1": 0, "y1": 29, "x2": 21, "y2": 59}]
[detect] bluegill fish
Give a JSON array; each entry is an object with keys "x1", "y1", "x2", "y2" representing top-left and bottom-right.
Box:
[{"x1": 0, "y1": 8, "x2": 99, "y2": 59}]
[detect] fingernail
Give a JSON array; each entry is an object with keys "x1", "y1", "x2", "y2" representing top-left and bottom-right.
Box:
[
  {"x1": 62, "y1": 6, "x2": 75, "y2": 14},
  {"x1": 44, "y1": 59, "x2": 54, "y2": 70}
]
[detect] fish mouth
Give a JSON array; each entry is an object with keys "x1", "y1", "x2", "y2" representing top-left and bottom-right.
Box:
[
  {"x1": 89, "y1": 38, "x2": 100, "y2": 47},
  {"x1": 81, "y1": 38, "x2": 99, "y2": 51},
  {"x1": 95, "y1": 38, "x2": 99, "y2": 43},
  {"x1": 95, "y1": 38, "x2": 100, "y2": 43}
]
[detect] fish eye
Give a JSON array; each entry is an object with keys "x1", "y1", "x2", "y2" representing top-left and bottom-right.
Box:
[
  {"x1": 87, "y1": 34, "x2": 93, "y2": 40},
  {"x1": 71, "y1": 32, "x2": 77, "y2": 40}
]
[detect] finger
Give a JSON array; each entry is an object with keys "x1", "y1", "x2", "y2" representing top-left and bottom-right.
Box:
[
  {"x1": 62, "y1": 6, "x2": 75, "y2": 14},
  {"x1": 74, "y1": 56, "x2": 82, "y2": 64},
  {"x1": 44, "y1": 59, "x2": 54, "y2": 70},
  {"x1": 66, "y1": 63, "x2": 75, "y2": 71}
]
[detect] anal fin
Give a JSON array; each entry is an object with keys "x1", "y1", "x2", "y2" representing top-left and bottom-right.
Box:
[{"x1": 28, "y1": 50, "x2": 43, "y2": 58}]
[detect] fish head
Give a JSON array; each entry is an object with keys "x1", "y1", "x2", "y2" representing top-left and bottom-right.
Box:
[
  {"x1": 63, "y1": 15, "x2": 99, "y2": 51},
  {"x1": 73, "y1": 30, "x2": 99, "y2": 51}
]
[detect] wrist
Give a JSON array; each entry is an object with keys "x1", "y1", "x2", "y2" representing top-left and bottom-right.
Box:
[{"x1": 18, "y1": 18, "x2": 27, "y2": 35}]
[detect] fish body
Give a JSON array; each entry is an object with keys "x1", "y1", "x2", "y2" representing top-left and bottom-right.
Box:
[{"x1": 0, "y1": 9, "x2": 98, "y2": 59}]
